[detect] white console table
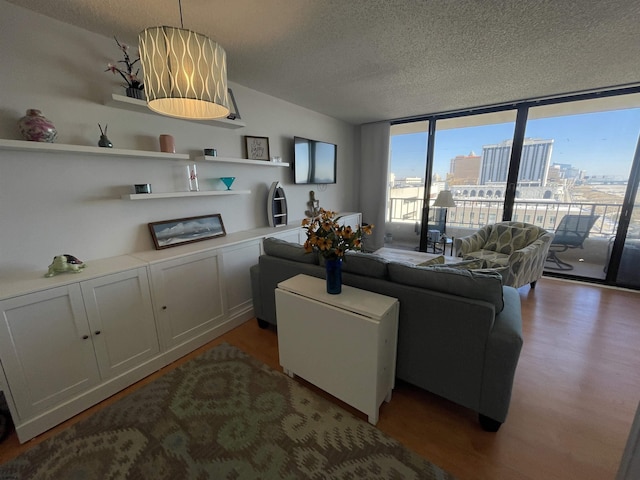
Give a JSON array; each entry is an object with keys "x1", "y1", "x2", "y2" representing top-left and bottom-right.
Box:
[{"x1": 275, "y1": 274, "x2": 399, "y2": 425}]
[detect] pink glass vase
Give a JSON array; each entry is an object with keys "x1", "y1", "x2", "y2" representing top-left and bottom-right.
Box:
[{"x1": 17, "y1": 109, "x2": 57, "y2": 143}]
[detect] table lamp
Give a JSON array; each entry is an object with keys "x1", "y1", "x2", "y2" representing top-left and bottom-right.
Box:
[{"x1": 433, "y1": 190, "x2": 456, "y2": 235}]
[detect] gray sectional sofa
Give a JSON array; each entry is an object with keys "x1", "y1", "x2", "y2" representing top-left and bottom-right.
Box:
[{"x1": 250, "y1": 237, "x2": 523, "y2": 431}]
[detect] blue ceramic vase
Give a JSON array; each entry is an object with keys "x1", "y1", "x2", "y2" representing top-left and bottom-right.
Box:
[{"x1": 325, "y1": 258, "x2": 342, "y2": 294}]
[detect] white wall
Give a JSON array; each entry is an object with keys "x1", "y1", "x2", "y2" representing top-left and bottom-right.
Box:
[{"x1": 0, "y1": 1, "x2": 358, "y2": 274}]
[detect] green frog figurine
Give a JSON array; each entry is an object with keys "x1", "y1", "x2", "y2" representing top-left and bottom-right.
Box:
[{"x1": 45, "y1": 254, "x2": 87, "y2": 277}]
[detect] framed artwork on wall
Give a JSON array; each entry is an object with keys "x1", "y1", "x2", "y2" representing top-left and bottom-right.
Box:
[
  {"x1": 245, "y1": 136, "x2": 270, "y2": 161},
  {"x1": 148, "y1": 214, "x2": 226, "y2": 249}
]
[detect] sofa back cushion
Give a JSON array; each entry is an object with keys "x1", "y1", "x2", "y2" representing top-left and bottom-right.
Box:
[
  {"x1": 342, "y1": 251, "x2": 389, "y2": 278},
  {"x1": 263, "y1": 237, "x2": 318, "y2": 264},
  {"x1": 484, "y1": 224, "x2": 535, "y2": 255},
  {"x1": 388, "y1": 262, "x2": 504, "y2": 312}
]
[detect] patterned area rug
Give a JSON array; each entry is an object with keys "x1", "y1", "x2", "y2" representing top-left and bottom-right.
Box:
[{"x1": 0, "y1": 343, "x2": 456, "y2": 479}]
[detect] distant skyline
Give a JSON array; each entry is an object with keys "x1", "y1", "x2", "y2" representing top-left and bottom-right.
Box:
[{"x1": 390, "y1": 108, "x2": 640, "y2": 181}]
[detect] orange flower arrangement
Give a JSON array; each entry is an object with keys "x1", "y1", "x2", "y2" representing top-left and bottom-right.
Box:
[{"x1": 302, "y1": 209, "x2": 374, "y2": 259}]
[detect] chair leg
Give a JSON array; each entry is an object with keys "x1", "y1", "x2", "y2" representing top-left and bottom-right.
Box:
[{"x1": 545, "y1": 250, "x2": 574, "y2": 271}]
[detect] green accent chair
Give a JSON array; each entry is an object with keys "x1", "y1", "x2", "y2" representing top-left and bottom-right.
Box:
[{"x1": 454, "y1": 221, "x2": 554, "y2": 288}]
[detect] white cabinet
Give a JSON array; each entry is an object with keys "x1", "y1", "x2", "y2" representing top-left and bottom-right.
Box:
[
  {"x1": 0, "y1": 267, "x2": 157, "y2": 422},
  {"x1": 276, "y1": 274, "x2": 399, "y2": 425},
  {"x1": 149, "y1": 250, "x2": 225, "y2": 351},
  {"x1": 80, "y1": 268, "x2": 159, "y2": 379},
  {"x1": 265, "y1": 227, "x2": 303, "y2": 246},
  {"x1": 221, "y1": 241, "x2": 262, "y2": 320}
]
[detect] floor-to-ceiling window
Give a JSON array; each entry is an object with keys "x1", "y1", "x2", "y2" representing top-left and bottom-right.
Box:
[{"x1": 386, "y1": 88, "x2": 640, "y2": 289}]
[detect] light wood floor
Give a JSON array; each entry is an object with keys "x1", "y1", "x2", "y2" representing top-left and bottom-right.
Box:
[{"x1": 0, "y1": 276, "x2": 638, "y2": 480}]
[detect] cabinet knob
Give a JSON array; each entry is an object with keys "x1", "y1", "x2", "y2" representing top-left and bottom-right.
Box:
[
  {"x1": 82, "y1": 335, "x2": 89, "y2": 340},
  {"x1": 94, "y1": 330, "x2": 101, "y2": 335},
  {"x1": 162, "y1": 306, "x2": 167, "y2": 310}
]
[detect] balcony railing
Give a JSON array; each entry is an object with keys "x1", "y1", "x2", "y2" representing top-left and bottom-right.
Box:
[{"x1": 388, "y1": 197, "x2": 623, "y2": 237}]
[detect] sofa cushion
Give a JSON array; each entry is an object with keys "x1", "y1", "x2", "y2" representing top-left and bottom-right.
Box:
[
  {"x1": 484, "y1": 225, "x2": 532, "y2": 255},
  {"x1": 388, "y1": 262, "x2": 504, "y2": 312},
  {"x1": 342, "y1": 251, "x2": 389, "y2": 278},
  {"x1": 464, "y1": 249, "x2": 510, "y2": 267},
  {"x1": 417, "y1": 255, "x2": 445, "y2": 266},
  {"x1": 263, "y1": 237, "x2": 318, "y2": 264},
  {"x1": 435, "y1": 258, "x2": 485, "y2": 270}
]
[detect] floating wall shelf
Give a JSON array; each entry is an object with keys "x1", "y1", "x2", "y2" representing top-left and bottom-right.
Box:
[
  {"x1": 106, "y1": 94, "x2": 247, "y2": 129},
  {"x1": 194, "y1": 155, "x2": 290, "y2": 167},
  {"x1": 0, "y1": 139, "x2": 189, "y2": 160},
  {"x1": 122, "y1": 190, "x2": 251, "y2": 200}
]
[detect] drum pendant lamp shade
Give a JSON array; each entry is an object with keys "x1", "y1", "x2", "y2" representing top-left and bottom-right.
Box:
[{"x1": 138, "y1": 26, "x2": 230, "y2": 120}]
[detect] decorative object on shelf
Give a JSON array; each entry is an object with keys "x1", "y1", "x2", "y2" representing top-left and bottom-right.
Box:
[
  {"x1": 44, "y1": 254, "x2": 86, "y2": 278},
  {"x1": 268, "y1": 181, "x2": 288, "y2": 227},
  {"x1": 204, "y1": 148, "x2": 217, "y2": 156},
  {"x1": 159, "y1": 134, "x2": 175, "y2": 153},
  {"x1": 97, "y1": 124, "x2": 113, "y2": 148},
  {"x1": 305, "y1": 190, "x2": 320, "y2": 217},
  {"x1": 134, "y1": 184, "x2": 152, "y2": 194},
  {"x1": 138, "y1": 1, "x2": 229, "y2": 120},
  {"x1": 302, "y1": 209, "x2": 374, "y2": 294},
  {"x1": 226, "y1": 88, "x2": 241, "y2": 120},
  {"x1": 245, "y1": 136, "x2": 270, "y2": 160},
  {"x1": 148, "y1": 213, "x2": 226, "y2": 250},
  {"x1": 220, "y1": 177, "x2": 235, "y2": 190},
  {"x1": 105, "y1": 36, "x2": 145, "y2": 99},
  {"x1": 270, "y1": 156, "x2": 282, "y2": 163},
  {"x1": 17, "y1": 109, "x2": 57, "y2": 143},
  {"x1": 187, "y1": 164, "x2": 199, "y2": 191}
]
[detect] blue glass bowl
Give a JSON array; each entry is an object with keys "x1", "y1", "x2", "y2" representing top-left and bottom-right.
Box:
[{"x1": 220, "y1": 177, "x2": 236, "y2": 190}]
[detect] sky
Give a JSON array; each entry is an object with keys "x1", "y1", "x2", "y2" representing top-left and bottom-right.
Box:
[{"x1": 390, "y1": 108, "x2": 640, "y2": 181}]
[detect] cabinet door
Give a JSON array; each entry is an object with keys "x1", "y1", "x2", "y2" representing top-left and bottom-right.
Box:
[
  {"x1": 150, "y1": 251, "x2": 224, "y2": 350},
  {"x1": 339, "y1": 213, "x2": 362, "y2": 229},
  {"x1": 81, "y1": 268, "x2": 159, "y2": 379},
  {"x1": 0, "y1": 285, "x2": 99, "y2": 420},
  {"x1": 222, "y1": 241, "x2": 261, "y2": 319}
]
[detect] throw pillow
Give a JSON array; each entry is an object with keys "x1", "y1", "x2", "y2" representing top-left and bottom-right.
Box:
[
  {"x1": 417, "y1": 255, "x2": 445, "y2": 266},
  {"x1": 263, "y1": 237, "x2": 318, "y2": 264}
]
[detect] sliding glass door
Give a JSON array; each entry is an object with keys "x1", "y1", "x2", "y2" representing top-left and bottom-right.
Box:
[
  {"x1": 388, "y1": 88, "x2": 640, "y2": 289},
  {"x1": 522, "y1": 97, "x2": 640, "y2": 279}
]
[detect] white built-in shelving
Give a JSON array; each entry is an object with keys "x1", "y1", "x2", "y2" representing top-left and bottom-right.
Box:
[
  {"x1": 105, "y1": 94, "x2": 247, "y2": 129},
  {"x1": 0, "y1": 138, "x2": 189, "y2": 160},
  {"x1": 194, "y1": 155, "x2": 290, "y2": 167},
  {"x1": 121, "y1": 190, "x2": 251, "y2": 200}
]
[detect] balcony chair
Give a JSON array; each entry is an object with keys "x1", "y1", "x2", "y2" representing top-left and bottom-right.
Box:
[
  {"x1": 454, "y1": 221, "x2": 554, "y2": 289},
  {"x1": 546, "y1": 214, "x2": 600, "y2": 271}
]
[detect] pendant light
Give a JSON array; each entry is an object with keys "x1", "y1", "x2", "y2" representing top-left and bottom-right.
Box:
[{"x1": 138, "y1": 0, "x2": 229, "y2": 120}]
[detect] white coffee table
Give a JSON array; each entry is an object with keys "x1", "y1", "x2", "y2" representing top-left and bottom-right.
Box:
[
  {"x1": 374, "y1": 247, "x2": 458, "y2": 265},
  {"x1": 275, "y1": 274, "x2": 399, "y2": 425}
]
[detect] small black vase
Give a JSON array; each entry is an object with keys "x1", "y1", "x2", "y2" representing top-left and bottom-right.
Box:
[
  {"x1": 125, "y1": 87, "x2": 145, "y2": 100},
  {"x1": 98, "y1": 134, "x2": 113, "y2": 148}
]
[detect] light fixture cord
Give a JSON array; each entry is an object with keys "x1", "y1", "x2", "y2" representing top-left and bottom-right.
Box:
[{"x1": 178, "y1": 0, "x2": 184, "y2": 28}]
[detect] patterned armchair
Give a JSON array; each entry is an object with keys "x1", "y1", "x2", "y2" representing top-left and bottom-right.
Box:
[{"x1": 453, "y1": 221, "x2": 554, "y2": 289}]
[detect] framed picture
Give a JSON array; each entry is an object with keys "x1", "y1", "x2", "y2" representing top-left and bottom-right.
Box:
[
  {"x1": 226, "y1": 88, "x2": 241, "y2": 120},
  {"x1": 148, "y1": 214, "x2": 226, "y2": 250},
  {"x1": 245, "y1": 136, "x2": 270, "y2": 161}
]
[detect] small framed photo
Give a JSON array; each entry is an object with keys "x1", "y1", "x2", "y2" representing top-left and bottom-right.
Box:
[
  {"x1": 245, "y1": 136, "x2": 270, "y2": 161},
  {"x1": 226, "y1": 88, "x2": 241, "y2": 120},
  {"x1": 148, "y1": 214, "x2": 226, "y2": 250}
]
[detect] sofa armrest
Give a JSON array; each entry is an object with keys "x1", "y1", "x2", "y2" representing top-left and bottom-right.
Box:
[
  {"x1": 505, "y1": 232, "x2": 554, "y2": 287},
  {"x1": 479, "y1": 286, "x2": 523, "y2": 422},
  {"x1": 454, "y1": 225, "x2": 492, "y2": 256}
]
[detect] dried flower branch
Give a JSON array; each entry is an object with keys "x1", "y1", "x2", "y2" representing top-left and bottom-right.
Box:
[{"x1": 105, "y1": 36, "x2": 144, "y2": 90}]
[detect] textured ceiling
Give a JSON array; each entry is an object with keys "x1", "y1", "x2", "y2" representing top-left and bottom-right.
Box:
[{"x1": 7, "y1": 0, "x2": 640, "y2": 125}]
